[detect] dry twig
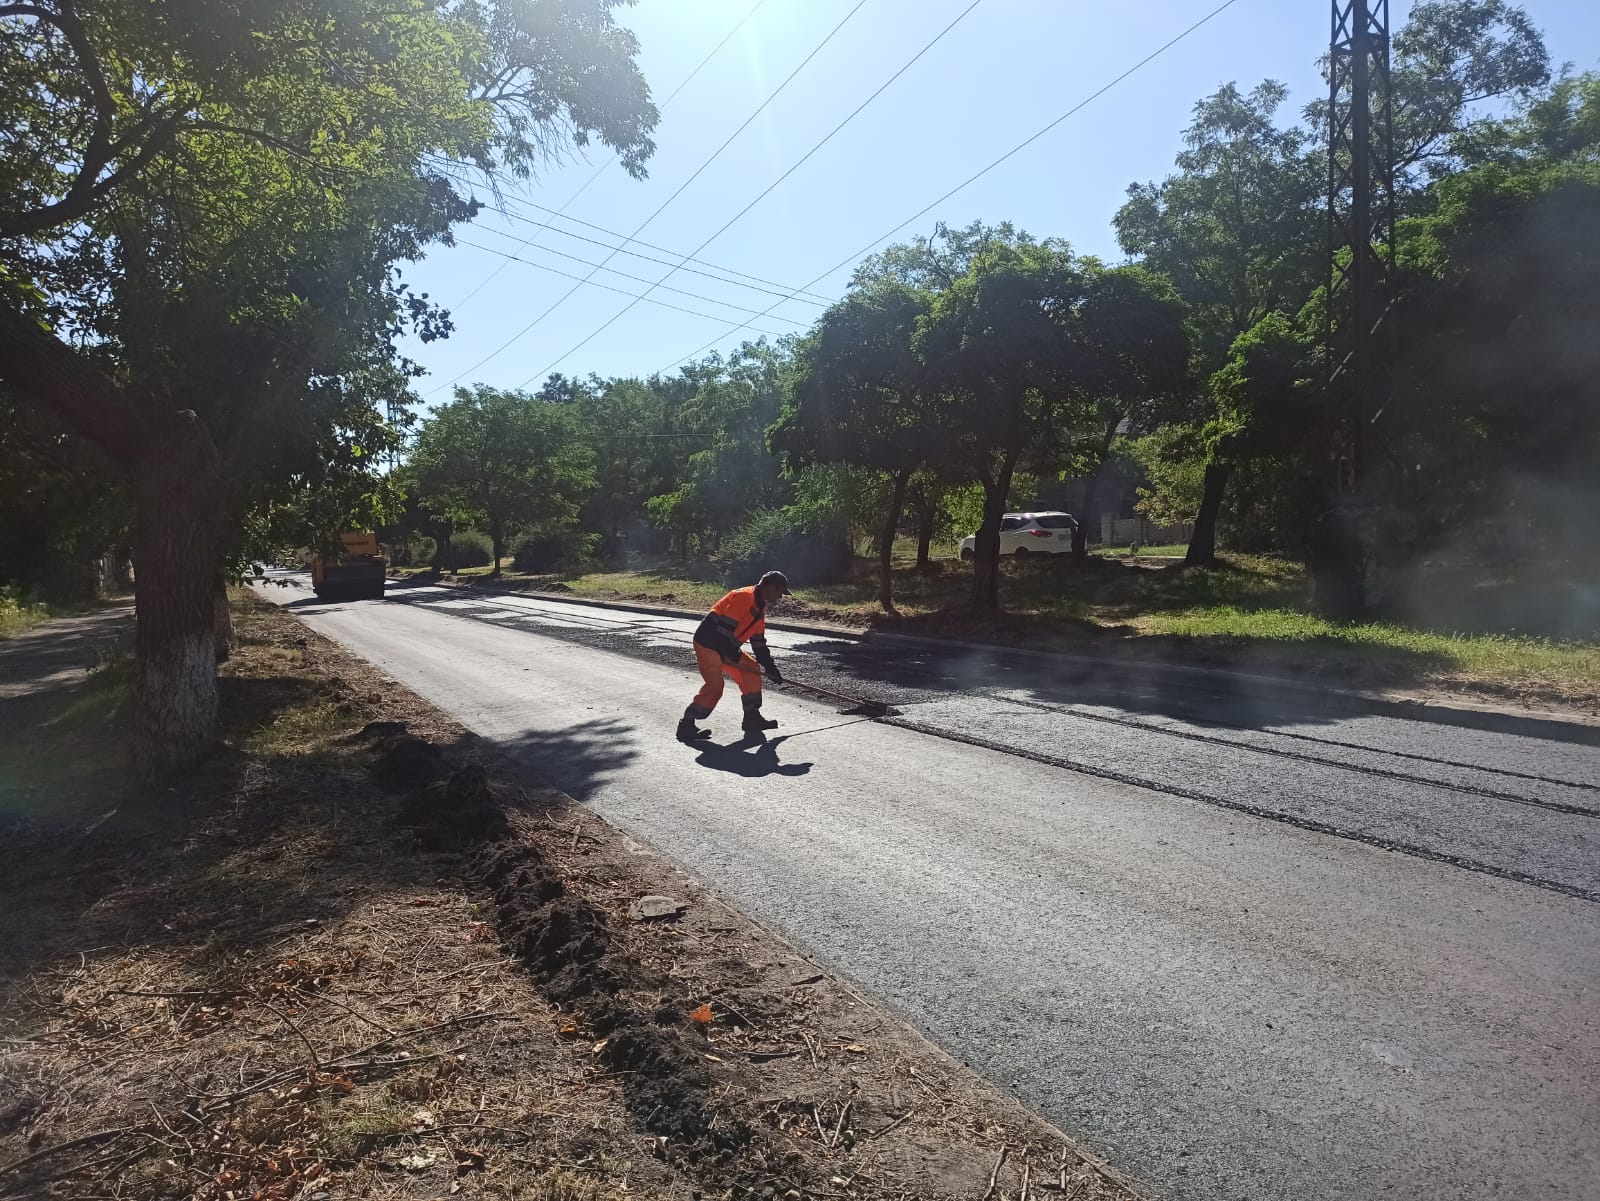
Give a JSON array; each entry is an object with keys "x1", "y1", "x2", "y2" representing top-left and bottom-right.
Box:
[{"x1": 983, "y1": 1144, "x2": 1010, "y2": 1201}]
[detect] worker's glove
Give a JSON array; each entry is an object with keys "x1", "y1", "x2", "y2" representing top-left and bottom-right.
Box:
[{"x1": 764, "y1": 663, "x2": 784, "y2": 686}]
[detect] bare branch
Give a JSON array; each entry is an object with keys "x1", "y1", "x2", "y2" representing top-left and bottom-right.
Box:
[{"x1": 0, "y1": 3, "x2": 181, "y2": 239}]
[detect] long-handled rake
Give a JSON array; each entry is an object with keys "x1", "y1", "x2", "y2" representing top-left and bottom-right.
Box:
[{"x1": 778, "y1": 675, "x2": 898, "y2": 719}]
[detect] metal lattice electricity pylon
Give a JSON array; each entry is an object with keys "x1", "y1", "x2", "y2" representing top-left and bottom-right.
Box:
[
  {"x1": 384, "y1": 397, "x2": 410, "y2": 472},
  {"x1": 1317, "y1": 0, "x2": 1397, "y2": 616}
]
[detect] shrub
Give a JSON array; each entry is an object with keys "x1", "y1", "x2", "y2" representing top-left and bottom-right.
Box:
[
  {"x1": 433, "y1": 530, "x2": 493, "y2": 569},
  {"x1": 386, "y1": 536, "x2": 435, "y2": 568},
  {"x1": 0, "y1": 584, "x2": 49, "y2": 636},
  {"x1": 721, "y1": 508, "x2": 853, "y2": 588},
  {"x1": 512, "y1": 529, "x2": 600, "y2": 573}
]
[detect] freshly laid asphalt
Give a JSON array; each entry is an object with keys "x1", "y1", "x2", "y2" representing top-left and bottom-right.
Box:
[{"x1": 257, "y1": 575, "x2": 1600, "y2": 1201}]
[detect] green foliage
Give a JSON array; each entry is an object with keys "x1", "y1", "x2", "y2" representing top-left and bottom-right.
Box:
[
  {"x1": 775, "y1": 280, "x2": 936, "y2": 475},
  {"x1": 410, "y1": 385, "x2": 596, "y2": 566},
  {"x1": 1390, "y1": 155, "x2": 1600, "y2": 548},
  {"x1": 639, "y1": 342, "x2": 790, "y2": 552},
  {"x1": 1116, "y1": 80, "x2": 1323, "y2": 367},
  {"x1": 720, "y1": 508, "x2": 853, "y2": 588},
  {"x1": 0, "y1": 397, "x2": 127, "y2": 600},
  {"x1": 1129, "y1": 427, "x2": 1207, "y2": 528},
  {"x1": 439, "y1": 531, "x2": 493, "y2": 569},
  {"x1": 0, "y1": 583, "x2": 50, "y2": 638},
  {"x1": 512, "y1": 529, "x2": 599, "y2": 574}
]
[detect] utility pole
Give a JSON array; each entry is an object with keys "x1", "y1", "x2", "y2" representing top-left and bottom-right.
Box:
[{"x1": 1317, "y1": 0, "x2": 1396, "y2": 618}]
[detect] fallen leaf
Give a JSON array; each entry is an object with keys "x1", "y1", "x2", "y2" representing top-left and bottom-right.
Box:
[
  {"x1": 399, "y1": 1153, "x2": 436, "y2": 1172},
  {"x1": 689, "y1": 1003, "x2": 714, "y2": 1024},
  {"x1": 841, "y1": 1043, "x2": 869, "y2": 1054},
  {"x1": 592, "y1": 1039, "x2": 609, "y2": 1054}
]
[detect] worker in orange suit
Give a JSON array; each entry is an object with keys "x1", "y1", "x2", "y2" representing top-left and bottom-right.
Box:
[{"x1": 678, "y1": 570, "x2": 790, "y2": 743}]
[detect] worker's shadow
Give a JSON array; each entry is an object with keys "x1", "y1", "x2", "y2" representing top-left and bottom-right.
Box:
[{"x1": 694, "y1": 734, "x2": 812, "y2": 778}]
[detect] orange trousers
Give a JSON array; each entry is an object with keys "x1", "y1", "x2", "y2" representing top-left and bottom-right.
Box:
[{"x1": 689, "y1": 643, "x2": 762, "y2": 715}]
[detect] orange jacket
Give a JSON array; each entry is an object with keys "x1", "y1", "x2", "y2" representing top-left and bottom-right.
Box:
[{"x1": 693, "y1": 586, "x2": 772, "y2": 667}]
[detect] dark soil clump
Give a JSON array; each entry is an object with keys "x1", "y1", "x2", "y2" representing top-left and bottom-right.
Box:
[
  {"x1": 397, "y1": 762, "x2": 509, "y2": 851},
  {"x1": 371, "y1": 732, "x2": 450, "y2": 788}
]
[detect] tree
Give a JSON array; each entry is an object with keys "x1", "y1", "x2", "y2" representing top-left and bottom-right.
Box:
[
  {"x1": 570, "y1": 376, "x2": 670, "y2": 561},
  {"x1": 916, "y1": 238, "x2": 1092, "y2": 610},
  {"x1": 410, "y1": 386, "x2": 596, "y2": 574},
  {"x1": 1060, "y1": 264, "x2": 1191, "y2": 562},
  {"x1": 774, "y1": 280, "x2": 937, "y2": 611},
  {"x1": 0, "y1": 0, "x2": 657, "y2": 776},
  {"x1": 1322, "y1": 0, "x2": 1551, "y2": 190},
  {"x1": 1115, "y1": 81, "x2": 1324, "y2": 565},
  {"x1": 644, "y1": 342, "x2": 790, "y2": 556},
  {"x1": 1389, "y1": 131, "x2": 1600, "y2": 559},
  {"x1": 0, "y1": 394, "x2": 128, "y2": 600},
  {"x1": 1117, "y1": 2, "x2": 1550, "y2": 568}
]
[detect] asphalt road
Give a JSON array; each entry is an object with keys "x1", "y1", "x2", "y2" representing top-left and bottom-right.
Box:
[{"x1": 257, "y1": 575, "x2": 1600, "y2": 1201}]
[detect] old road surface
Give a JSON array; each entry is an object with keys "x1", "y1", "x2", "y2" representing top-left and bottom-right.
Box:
[{"x1": 256, "y1": 574, "x2": 1600, "y2": 1201}]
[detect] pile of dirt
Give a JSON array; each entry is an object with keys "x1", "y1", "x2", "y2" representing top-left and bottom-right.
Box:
[{"x1": 471, "y1": 840, "x2": 758, "y2": 1166}]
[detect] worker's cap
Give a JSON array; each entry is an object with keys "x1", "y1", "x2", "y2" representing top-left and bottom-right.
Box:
[{"x1": 757, "y1": 570, "x2": 791, "y2": 596}]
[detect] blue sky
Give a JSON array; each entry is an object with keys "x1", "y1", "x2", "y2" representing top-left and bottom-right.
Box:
[{"x1": 403, "y1": 0, "x2": 1598, "y2": 402}]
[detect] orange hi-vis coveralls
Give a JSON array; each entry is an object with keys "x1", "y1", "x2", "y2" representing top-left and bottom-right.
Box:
[{"x1": 686, "y1": 586, "x2": 781, "y2": 720}]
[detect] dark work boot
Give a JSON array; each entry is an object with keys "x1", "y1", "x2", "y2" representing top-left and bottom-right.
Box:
[
  {"x1": 677, "y1": 705, "x2": 712, "y2": 743},
  {"x1": 741, "y1": 693, "x2": 778, "y2": 734}
]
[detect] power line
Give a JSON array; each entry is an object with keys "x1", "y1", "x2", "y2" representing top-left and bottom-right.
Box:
[
  {"x1": 451, "y1": 233, "x2": 802, "y2": 331},
  {"x1": 519, "y1": 0, "x2": 991, "y2": 389},
  {"x1": 497, "y1": 197, "x2": 836, "y2": 304},
  {"x1": 482, "y1": 197, "x2": 831, "y2": 308},
  {"x1": 448, "y1": 0, "x2": 778, "y2": 311},
  {"x1": 423, "y1": 0, "x2": 871, "y2": 399},
  {"x1": 655, "y1": 0, "x2": 1246, "y2": 375}
]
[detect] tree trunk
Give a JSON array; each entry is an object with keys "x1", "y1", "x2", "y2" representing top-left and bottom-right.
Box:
[
  {"x1": 1, "y1": 302, "x2": 222, "y2": 780},
  {"x1": 434, "y1": 520, "x2": 453, "y2": 573},
  {"x1": 130, "y1": 419, "x2": 224, "y2": 780},
  {"x1": 879, "y1": 468, "x2": 911, "y2": 613},
  {"x1": 213, "y1": 575, "x2": 233, "y2": 662},
  {"x1": 1074, "y1": 424, "x2": 1118, "y2": 563},
  {"x1": 916, "y1": 503, "x2": 935, "y2": 570},
  {"x1": 1074, "y1": 469, "x2": 1101, "y2": 563},
  {"x1": 971, "y1": 452, "x2": 1019, "y2": 612},
  {"x1": 489, "y1": 516, "x2": 503, "y2": 577},
  {"x1": 1184, "y1": 461, "x2": 1231, "y2": 567}
]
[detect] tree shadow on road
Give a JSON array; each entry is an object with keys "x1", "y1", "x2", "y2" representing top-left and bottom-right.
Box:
[
  {"x1": 494, "y1": 717, "x2": 641, "y2": 802},
  {"x1": 790, "y1": 635, "x2": 1600, "y2": 748}
]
